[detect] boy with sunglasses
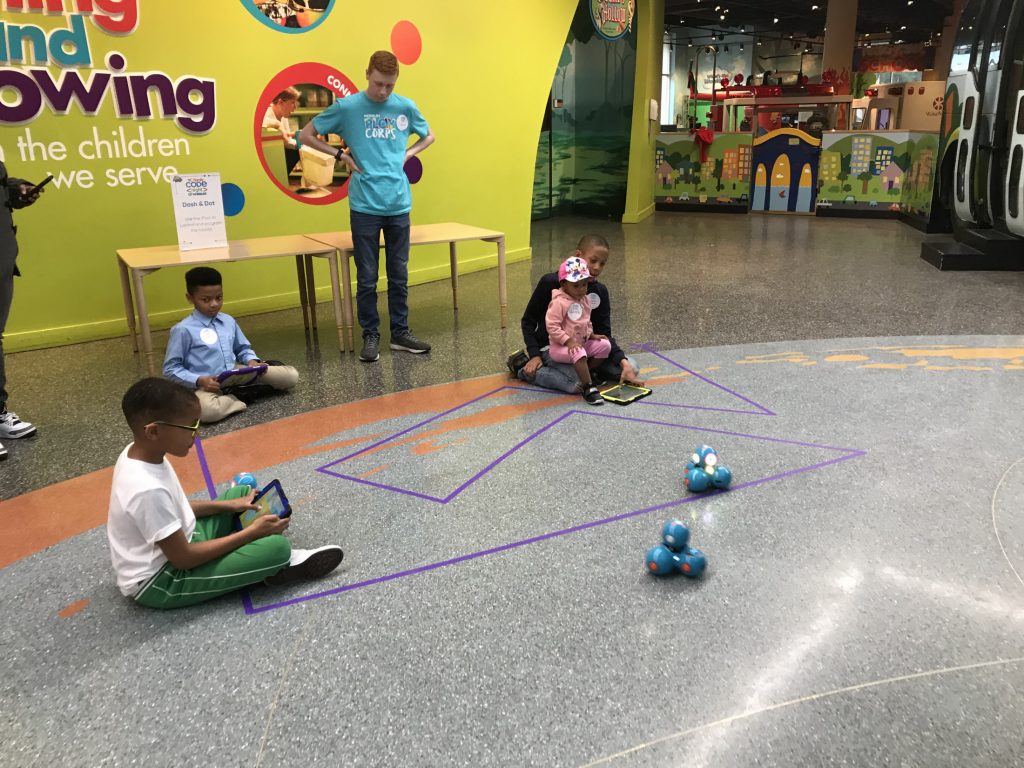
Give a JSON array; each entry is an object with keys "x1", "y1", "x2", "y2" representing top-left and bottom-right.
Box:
[{"x1": 107, "y1": 378, "x2": 343, "y2": 609}]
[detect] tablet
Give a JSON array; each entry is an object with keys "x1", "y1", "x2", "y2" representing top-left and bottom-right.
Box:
[
  {"x1": 216, "y1": 363, "x2": 268, "y2": 386},
  {"x1": 235, "y1": 479, "x2": 292, "y2": 530},
  {"x1": 600, "y1": 383, "x2": 652, "y2": 405}
]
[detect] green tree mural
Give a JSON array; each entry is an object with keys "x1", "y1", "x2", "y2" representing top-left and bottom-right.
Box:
[{"x1": 858, "y1": 171, "x2": 873, "y2": 195}]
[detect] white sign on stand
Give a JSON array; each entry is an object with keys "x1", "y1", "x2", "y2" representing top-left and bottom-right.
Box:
[{"x1": 170, "y1": 172, "x2": 227, "y2": 251}]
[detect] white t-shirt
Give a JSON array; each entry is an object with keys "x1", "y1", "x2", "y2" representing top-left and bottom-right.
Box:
[
  {"x1": 107, "y1": 445, "x2": 196, "y2": 596},
  {"x1": 262, "y1": 105, "x2": 296, "y2": 148}
]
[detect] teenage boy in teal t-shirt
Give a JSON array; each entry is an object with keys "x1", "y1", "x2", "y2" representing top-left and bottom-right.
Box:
[{"x1": 299, "y1": 50, "x2": 435, "y2": 363}]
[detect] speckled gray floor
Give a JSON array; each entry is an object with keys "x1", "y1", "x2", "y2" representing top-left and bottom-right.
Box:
[
  {"x1": 3, "y1": 215, "x2": 1024, "y2": 767},
  {"x1": 5, "y1": 213, "x2": 1024, "y2": 499}
]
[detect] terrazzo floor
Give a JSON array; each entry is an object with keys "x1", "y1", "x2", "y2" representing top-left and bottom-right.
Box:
[{"x1": 3, "y1": 214, "x2": 1024, "y2": 766}]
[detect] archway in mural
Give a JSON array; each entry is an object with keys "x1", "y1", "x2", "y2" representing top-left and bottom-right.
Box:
[
  {"x1": 796, "y1": 163, "x2": 814, "y2": 212},
  {"x1": 770, "y1": 155, "x2": 791, "y2": 212},
  {"x1": 752, "y1": 163, "x2": 767, "y2": 210},
  {"x1": 751, "y1": 129, "x2": 822, "y2": 214}
]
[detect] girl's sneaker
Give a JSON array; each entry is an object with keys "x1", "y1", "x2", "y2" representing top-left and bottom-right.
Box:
[
  {"x1": 0, "y1": 410, "x2": 36, "y2": 439},
  {"x1": 582, "y1": 385, "x2": 604, "y2": 406}
]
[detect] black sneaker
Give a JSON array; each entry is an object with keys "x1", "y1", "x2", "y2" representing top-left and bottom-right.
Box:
[
  {"x1": 390, "y1": 332, "x2": 431, "y2": 354},
  {"x1": 582, "y1": 385, "x2": 604, "y2": 406},
  {"x1": 360, "y1": 333, "x2": 381, "y2": 362},
  {"x1": 506, "y1": 349, "x2": 529, "y2": 377},
  {"x1": 265, "y1": 546, "x2": 344, "y2": 586}
]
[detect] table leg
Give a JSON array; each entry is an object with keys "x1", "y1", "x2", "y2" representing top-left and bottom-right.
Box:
[
  {"x1": 130, "y1": 268, "x2": 156, "y2": 374},
  {"x1": 326, "y1": 250, "x2": 346, "y2": 354},
  {"x1": 497, "y1": 236, "x2": 507, "y2": 328},
  {"x1": 117, "y1": 256, "x2": 138, "y2": 353},
  {"x1": 449, "y1": 241, "x2": 459, "y2": 312},
  {"x1": 305, "y1": 254, "x2": 318, "y2": 330},
  {"x1": 296, "y1": 254, "x2": 311, "y2": 332},
  {"x1": 340, "y1": 249, "x2": 355, "y2": 352}
]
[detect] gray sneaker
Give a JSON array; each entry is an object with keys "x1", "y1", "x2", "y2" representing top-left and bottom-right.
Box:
[
  {"x1": 360, "y1": 333, "x2": 381, "y2": 362},
  {"x1": 390, "y1": 332, "x2": 431, "y2": 354}
]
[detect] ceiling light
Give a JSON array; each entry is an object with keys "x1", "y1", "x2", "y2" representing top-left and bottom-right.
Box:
[
  {"x1": 774, "y1": 16, "x2": 779, "y2": 23},
  {"x1": 811, "y1": 4, "x2": 819, "y2": 8},
  {"x1": 900, "y1": 25, "x2": 907, "y2": 30},
  {"x1": 720, "y1": 14, "x2": 726, "y2": 19}
]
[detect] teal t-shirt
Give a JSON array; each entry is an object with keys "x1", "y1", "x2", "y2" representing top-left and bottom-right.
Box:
[{"x1": 311, "y1": 92, "x2": 430, "y2": 216}]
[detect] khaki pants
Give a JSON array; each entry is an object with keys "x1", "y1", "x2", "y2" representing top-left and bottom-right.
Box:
[{"x1": 196, "y1": 364, "x2": 299, "y2": 423}]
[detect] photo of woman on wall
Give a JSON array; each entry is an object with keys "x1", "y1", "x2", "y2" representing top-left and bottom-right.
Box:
[{"x1": 249, "y1": 0, "x2": 329, "y2": 29}]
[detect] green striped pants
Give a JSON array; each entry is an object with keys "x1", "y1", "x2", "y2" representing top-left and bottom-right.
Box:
[{"x1": 134, "y1": 485, "x2": 291, "y2": 610}]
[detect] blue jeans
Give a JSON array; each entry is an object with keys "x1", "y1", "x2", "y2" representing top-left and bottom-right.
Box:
[
  {"x1": 518, "y1": 351, "x2": 638, "y2": 394},
  {"x1": 350, "y1": 210, "x2": 411, "y2": 338}
]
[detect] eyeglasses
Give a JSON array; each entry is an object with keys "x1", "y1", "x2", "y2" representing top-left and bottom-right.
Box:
[{"x1": 149, "y1": 418, "x2": 201, "y2": 438}]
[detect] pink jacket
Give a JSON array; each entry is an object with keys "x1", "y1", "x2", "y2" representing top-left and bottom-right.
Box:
[{"x1": 545, "y1": 288, "x2": 592, "y2": 346}]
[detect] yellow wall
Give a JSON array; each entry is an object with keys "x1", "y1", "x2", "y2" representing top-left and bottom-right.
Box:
[{"x1": 0, "y1": 1, "x2": 577, "y2": 351}]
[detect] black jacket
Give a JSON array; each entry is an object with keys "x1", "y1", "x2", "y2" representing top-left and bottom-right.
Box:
[
  {"x1": 0, "y1": 160, "x2": 28, "y2": 277},
  {"x1": 520, "y1": 272, "x2": 626, "y2": 365}
]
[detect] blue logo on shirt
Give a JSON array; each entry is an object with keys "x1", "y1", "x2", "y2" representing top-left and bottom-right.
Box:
[{"x1": 364, "y1": 115, "x2": 398, "y2": 140}]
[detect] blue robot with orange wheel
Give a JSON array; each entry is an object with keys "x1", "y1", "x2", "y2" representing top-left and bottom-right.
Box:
[{"x1": 644, "y1": 519, "x2": 707, "y2": 578}]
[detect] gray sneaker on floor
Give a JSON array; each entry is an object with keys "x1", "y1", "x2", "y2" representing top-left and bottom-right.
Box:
[
  {"x1": 0, "y1": 410, "x2": 36, "y2": 439},
  {"x1": 264, "y1": 545, "x2": 344, "y2": 586},
  {"x1": 390, "y1": 332, "x2": 431, "y2": 354},
  {"x1": 360, "y1": 333, "x2": 381, "y2": 362}
]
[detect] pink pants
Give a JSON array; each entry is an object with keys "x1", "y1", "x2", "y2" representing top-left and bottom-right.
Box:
[{"x1": 548, "y1": 338, "x2": 612, "y2": 365}]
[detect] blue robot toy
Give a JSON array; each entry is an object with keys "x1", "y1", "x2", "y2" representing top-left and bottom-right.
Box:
[
  {"x1": 644, "y1": 519, "x2": 707, "y2": 578},
  {"x1": 232, "y1": 472, "x2": 258, "y2": 491},
  {"x1": 684, "y1": 444, "x2": 732, "y2": 493}
]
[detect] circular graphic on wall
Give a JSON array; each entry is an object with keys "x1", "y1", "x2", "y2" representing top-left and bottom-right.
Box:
[
  {"x1": 590, "y1": 0, "x2": 635, "y2": 40},
  {"x1": 254, "y1": 63, "x2": 359, "y2": 205},
  {"x1": 241, "y1": 0, "x2": 335, "y2": 34}
]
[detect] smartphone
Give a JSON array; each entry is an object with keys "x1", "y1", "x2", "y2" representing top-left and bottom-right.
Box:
[{"x1": 27, "y1": 175, "x2": 53, "y2": 195}]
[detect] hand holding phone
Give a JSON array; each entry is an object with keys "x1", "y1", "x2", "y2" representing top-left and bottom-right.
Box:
[
  {"x1": 30, "y1": 175, "x2": 54, "y2": 194},
  {"x1": 19, "y1": 175, "x2": 52, "y2": 203}
]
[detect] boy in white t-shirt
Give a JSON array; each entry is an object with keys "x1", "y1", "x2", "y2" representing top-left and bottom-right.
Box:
[{"x1": 107, "y1": 377, "x2": 343, "y2": 609}]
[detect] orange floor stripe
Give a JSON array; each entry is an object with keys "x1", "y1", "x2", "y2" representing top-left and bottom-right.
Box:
[{"x1": 0, "y1": 375, "x2": 541, "y2": 570}]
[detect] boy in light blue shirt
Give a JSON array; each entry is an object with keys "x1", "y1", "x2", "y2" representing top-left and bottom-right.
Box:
[
  {"x1": 298, "y1": 50, "x2": 435, "y2": 363},
  {"x1": 163, "y1": 267, "x2": 298, "y2": 423}
]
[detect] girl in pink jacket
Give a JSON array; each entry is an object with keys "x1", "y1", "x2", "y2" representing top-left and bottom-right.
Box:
[{"x1": 545, "y1": 256, "x2": 612, "y2": 405}]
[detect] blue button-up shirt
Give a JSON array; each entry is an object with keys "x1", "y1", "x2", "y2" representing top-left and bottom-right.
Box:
[{"x1": 163, "y1": 309, "x2": 258, "y2": 388}]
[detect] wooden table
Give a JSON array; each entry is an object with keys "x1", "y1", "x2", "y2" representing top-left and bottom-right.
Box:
[
  {"x1": 117, "y1": 235, "x2": 347, "y2": 374},
  {"x1": 305, "y1": 222, "x2": 507, "y2": 352}
]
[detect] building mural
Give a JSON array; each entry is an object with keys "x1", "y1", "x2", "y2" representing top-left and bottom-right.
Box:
[
  {"x1": 652, "y1": 128, "x2": 939, "y2": 221},
  {"x1": 653, "y1": 132, "x2": 753, "y2": 207},
  {"x1": 816, "y1": 131, "x2": 938, "y2": 218}
]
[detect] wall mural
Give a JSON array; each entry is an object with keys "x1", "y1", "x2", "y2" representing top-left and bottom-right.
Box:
[
  {"x1": 654, "y1": 132, "x2": 753, "y2": 208},
  {"x1": 816, "y1": 131, "x2": 938, "y2": 218},
  {"x1": 533, "y1": 0, "x2": 637, "y2": 219}
]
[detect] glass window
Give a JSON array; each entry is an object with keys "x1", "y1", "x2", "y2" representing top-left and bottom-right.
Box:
[
  {"x1": 1017, "y1": 95, "x2": 1024, "y2": 135},
  {"x1": 1010, "y1": 145, "x2": 1022, "y2": 219},
  {"x1": 956, "y1": 139, "x2": 968, "y2": 203},
  {"x1": 963, "y1": 96, "x2": 975, "y2": 129}
]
